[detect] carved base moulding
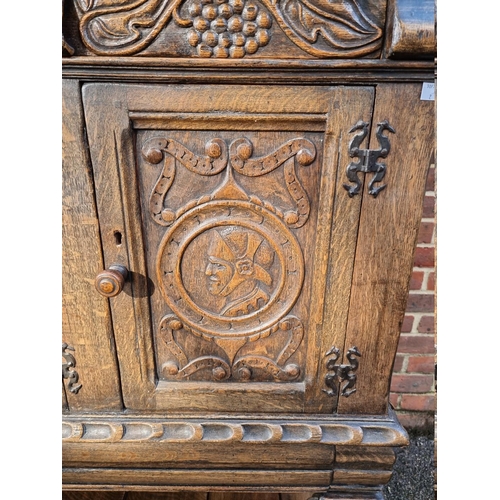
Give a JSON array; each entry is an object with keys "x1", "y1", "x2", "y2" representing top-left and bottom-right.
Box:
[
  {"x1": 62, "y1": 409, "x2": 407, "y2": 489},
  {"x1": 62, "y1": 411, "x2": 408, "y2": 447}
]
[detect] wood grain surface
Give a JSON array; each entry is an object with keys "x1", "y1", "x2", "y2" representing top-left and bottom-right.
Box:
[
  {"x1": 62, "y1": 79, "x2": 123, "y2": 411},
  {"x1": 81, "y1": 83, "x2": 378, "y2": 414},
  {"x1": 337, "y1": 82, "x2": 435, "y2": 414}
]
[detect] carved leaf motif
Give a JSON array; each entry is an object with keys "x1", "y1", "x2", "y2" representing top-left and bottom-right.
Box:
[
  {"x1": 261, "y1": 0, "x2": 385, "y2": 57},
  {"x1": 160, "y1": 314, "x2": 303, "y2": 382},
  {"x1": 78, "y1": 0, "x2": 385, "y2": 57},
  {"x1": 75, "y1": 0, "x2": 95, "y2": 12},
  {"x1": 80, "y1": 0, "x2": 182, "y2": 55}
]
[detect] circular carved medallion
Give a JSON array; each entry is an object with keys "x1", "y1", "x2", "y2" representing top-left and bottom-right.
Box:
[{"x1": 156, "y1": 200, "x2": 304, "y2": 338}]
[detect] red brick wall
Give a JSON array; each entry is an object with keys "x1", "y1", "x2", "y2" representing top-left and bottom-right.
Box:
[{"x1": 390, "y1": 161, "x2": 436, "y2": 430}]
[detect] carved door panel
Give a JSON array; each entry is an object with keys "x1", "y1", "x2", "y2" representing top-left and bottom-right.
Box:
[{"x1": 83, "y1": 83, "x2": 375, "y2": 413}]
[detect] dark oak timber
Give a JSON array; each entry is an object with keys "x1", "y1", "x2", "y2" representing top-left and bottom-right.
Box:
[
  {"x1": 384, "y1": 0, "x2": 436, "y2": 60},
  {"x1": 62, "y1": 0, "x2": 436, "y2": 498}
]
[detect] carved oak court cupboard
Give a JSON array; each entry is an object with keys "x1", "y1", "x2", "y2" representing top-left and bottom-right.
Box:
[{"x1": 62, "y1": 0, "x2": 436, "y2": 497}]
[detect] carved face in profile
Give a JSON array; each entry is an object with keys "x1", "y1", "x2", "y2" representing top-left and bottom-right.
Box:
[
  {"x1": 205, "y1": 255, "x2": 233, "y2": 295},
  {"x1": 205, "y1": 227, "x2": 275, "y2": 315}
]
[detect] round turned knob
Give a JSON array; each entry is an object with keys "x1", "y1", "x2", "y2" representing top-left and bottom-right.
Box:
[{"x1": 95, "y1": 265, "x2": 128, "y2": 297}]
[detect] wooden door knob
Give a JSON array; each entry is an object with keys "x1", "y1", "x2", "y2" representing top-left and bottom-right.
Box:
[{"x1": 95, "y1": 265, "x2": 128, "y2": 297}]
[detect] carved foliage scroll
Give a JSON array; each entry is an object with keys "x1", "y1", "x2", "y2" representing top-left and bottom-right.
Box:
[
  {"x1": 142, "y1": 135, "x2": 316, "y2": 382},
  {"x1": 263, "y1": 0, "x2": 386, "y2": 58},
  {"x1": 62, "y1": 343, "x2": 82, "y2": 394},
  {"x1": 77, "y1": 0, "x2": 386, "y2": 58},
  {"x1": 77, "y1": 0, "x2": 178, "y2": 56}
]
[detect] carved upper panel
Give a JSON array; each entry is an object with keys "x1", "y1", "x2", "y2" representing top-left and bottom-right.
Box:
[{"x1": 74, "y1": 0, "x2": 386, "y2": 58}]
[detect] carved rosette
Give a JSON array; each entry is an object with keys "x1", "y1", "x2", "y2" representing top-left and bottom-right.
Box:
[
  {"x1": 142, "y1": 135, "x2": 316, "y2": 382},
  {"x1": 77, "y1": 0, "x2": 386, "y2": 58}
]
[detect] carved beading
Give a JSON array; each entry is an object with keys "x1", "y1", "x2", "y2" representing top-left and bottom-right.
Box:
[
  {"x1": 143, "y1": 138, "x2": 228, "y2": 225},
  {"x1": 142, "y1": 136, "x2": 315, "y2": 228}
]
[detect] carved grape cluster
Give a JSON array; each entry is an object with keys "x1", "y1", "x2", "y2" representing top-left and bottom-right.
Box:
[{"x1": 184, "y1": 0, "x2": 272, "y2": 58}]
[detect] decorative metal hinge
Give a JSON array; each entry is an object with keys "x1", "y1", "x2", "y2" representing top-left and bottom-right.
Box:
[
  {"x1": 62, "y1": 343, "x2": 82, "y2": 394},
  {"x1": 344, "y1": 120, "x2": 395, "y2": 198},
  {"x1": 323, "y1": 346, "x2": 361, "y2": 397}
]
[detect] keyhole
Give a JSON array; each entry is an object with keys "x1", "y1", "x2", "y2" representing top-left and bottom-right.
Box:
[{"x1": 114, "y1": 231, "x2": 122, "y2": 246}]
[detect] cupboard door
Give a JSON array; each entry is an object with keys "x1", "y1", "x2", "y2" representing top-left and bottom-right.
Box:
[
  {"x1": 83, "y1": 83, "x2": 374, "y2": 413},
  {"x1": 337, "y1": 83, "x2": 435, "y2": 415},
  {"x1": 62, "y1": 79, "x2": 123, "y2": 412}
]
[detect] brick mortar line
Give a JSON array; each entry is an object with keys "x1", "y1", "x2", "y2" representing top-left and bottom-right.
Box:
[
  {"x1": 411, "y1": 269, "x2": 435, "y2": 275},
  {"x1": 400, "y1": 354, "x2": 409, "y2": 372},
  {"x1": 410, "y1": 269, "x2": 435, "y2": 292},
  {"x1": 404, "y1": 310, "x2": 434, "y2": 317},
  {"x1": 393, "y1": 369, "x2": 435, "y2": 376},
  {"x1": 417, "y1": 240, "x2": 436, "y2": 247},
  {"x1": 421, "y1": 270, "x2": 430, "y2": 290},
  {"x1": 401, "y1": 312, "x2": 436, "y2": 328},
  {"x1": 391, "y1": 391, "x2": 436, "y2": 395},
  {"x1": 402, "y1": 312, "x2": 435, "y2": 334},
  {"x1": 398, "y1": 356, "x2": 436, "y2": 361},
  {"x1": 399, "y1": 335, "x2": 436, "y2": 340},
  {"x1": 395, "y1": 357, "x2": 435, "y2": 364},
  {"x1": 396, "y1": 355, "x2": 436, "y2": 360},
  {"x1": 404, "y1": 373, "x2": 435, "y2": 377},
  {"x1": 396, "y1": 351, "x2": 436, "y2": 355}
]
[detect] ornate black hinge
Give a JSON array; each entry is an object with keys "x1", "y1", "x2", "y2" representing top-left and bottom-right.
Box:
[
  {"x1": 323, "y1": 346, "x2": 361, "y2": 397},
  {"x1": 62, "y1": 343, "x2": 82, "y2": 394},
  {"x1": 344, "y1": 120, "x2": 395, "y2": 198}
]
